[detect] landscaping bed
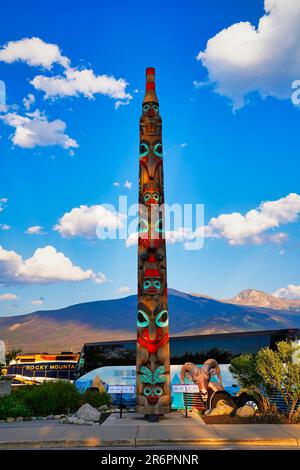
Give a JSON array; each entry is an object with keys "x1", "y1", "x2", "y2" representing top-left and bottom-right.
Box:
[{"x1": 202, "y1": 413, "x2": 286, "y2": 424}]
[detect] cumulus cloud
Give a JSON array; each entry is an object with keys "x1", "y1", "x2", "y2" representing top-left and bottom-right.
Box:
[
  {"x1": 273, "y1": 284, "x2": 300, "y2": 300},
  {"x1": 0, "y1": 37, "x2": 69, "y2": 69},
  {"x1": 23, "y1": 93, "x2": 35, "y2": 110},
  {"x1": 113, "y1": 182, "x2": 120, "y2": 187},
  {"x1": 31, "y1": 297, "x2": 45, "y2": 305},
  {"x1": 0, "y1": 198, "x2": 8, "y2": 212},
  {"x1": 25, "y1": 225, "x2": 45, "y2": 235},
  {"x1": 126, "y1": 232, "x2": 139, "y2": 247},
  {"x1": 116, "y1": 286, "x2": 131, "y2": 295},
  {"x1": 0, "y1": 244, "x2": 106, "y2": 284},
  {"x1": 54, "y1": 204, "x2": 123, "y2": 238},
  {"x1": 0, "y1": 224, "x2": 10, "y2": 231},
  {"x1": 0, "y1": 293, "x2": 18, "y2": 301},
  {"x1": 0, "y1": 109, "x2": 78, "y2": 150},
  {"x1": 124, "y1": 180, "x2": 133, "y2": 190},
  {"x1": 197, "y1": 0, "x2": 300, "y2": 109},
  {"x1": 205, "y1": 193, "x2": 300, "y2": 245},
  {"x1": 31, "y1": 67, "x2": 132, "y2": 104}
]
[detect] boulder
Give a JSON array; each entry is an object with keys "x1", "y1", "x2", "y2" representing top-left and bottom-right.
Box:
[
  {"x1": 6, "y1": 417, "x2": 15, "y2": 422},
  {"x1": 98, "y1": 405, "x2": 110, "y2": 412},
  {"x1": 235, "y1": 405, "x2": 256, "y2": 418},
  {"x1": 76, "y1": 403, "x2": 100, "y2": 422},
  {"x1": 207, "y1": 402, "x2": 234, "y2": 416},
  {"x1": 16, "y1": 417, "x2": 23, "y2": 422}
]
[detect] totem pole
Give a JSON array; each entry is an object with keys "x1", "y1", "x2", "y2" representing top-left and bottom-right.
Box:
[{"x1": 136, "y1": 68, "x2": 170, "y2": 419}]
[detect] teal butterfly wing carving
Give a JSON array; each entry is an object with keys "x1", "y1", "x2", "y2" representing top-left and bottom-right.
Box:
[
  {"x1": 140, "y1": 366, "x2": 153, "y2": 383},
  {"x1": 153, "y1": 365, "x2": 167, "y2": 383}
]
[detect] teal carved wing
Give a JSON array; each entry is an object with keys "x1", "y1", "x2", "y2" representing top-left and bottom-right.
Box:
[
  {"x1": 153, "y1": 365, "x2": 167, "y2": 384},
  {"x1": 140, "y1": 366, "x2": 153, "y2": 383}
]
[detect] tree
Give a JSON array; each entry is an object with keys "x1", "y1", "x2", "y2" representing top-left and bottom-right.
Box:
[
  {"x1": 5, "y1": 349, "x2": 21, "y2": 365},
  {"x1": 229, "y1": 353, "x2": 270, "y2": 410},
  {"x1": 256, "y1": 341, "x2": 300, "y2": 420}
]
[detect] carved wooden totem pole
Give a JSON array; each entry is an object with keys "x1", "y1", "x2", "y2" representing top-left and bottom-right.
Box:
[{"x1": 136, "y1": 68, "x2": 170, "y2": 419}]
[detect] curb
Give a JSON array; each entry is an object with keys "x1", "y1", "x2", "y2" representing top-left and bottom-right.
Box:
[{"x1": 0, "y1": 437, "x2": 298, "y2": 448}]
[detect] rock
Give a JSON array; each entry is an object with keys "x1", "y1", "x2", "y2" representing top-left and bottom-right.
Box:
[
  {"x1": 7, "y1": 417, "x2": 15, "y2": 422},
  {"x1": 23, "y1": 417, "x2": 31, "y2": 421},
  {"x1": 54, "y1": 414, "x2": 63, "y2": 419},
  {"x1": 235, "y1": 405, "x2": 256, "y2": 418},
  {"x1": 16, "y1": 417, "x2": 23, "y2": 422},
  {"x1": 46, "y1": 415, "x2": 54, "y2": 420},
  {"x1": 98, "y1": 405, "x2": 109, "y2": 412},
  {"x1": 76, "y1": 403, "x2": 100, "y2": 422},
  {"x1": 207, "y1": 403, "x2": 234, "y2": 417}
]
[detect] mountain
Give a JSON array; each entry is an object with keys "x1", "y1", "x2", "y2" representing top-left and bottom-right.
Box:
[
  {"x1": 225, "y1": 289, "x2": 300, "y2": 310},
  {"x1": 1, "y1": 288, "x2": 300, "y2": 353}
]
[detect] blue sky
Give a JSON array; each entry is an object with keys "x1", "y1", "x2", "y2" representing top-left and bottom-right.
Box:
[{"x1": 0, "y1": 0, "x2": 300, "y2": 316}]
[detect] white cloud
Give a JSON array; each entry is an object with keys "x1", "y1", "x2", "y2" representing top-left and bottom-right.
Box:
[
  {"x1": 273, "y1": 284, "x2": 300, "y2": 300},
  {"x1": 0, "y1": 37, "x2": 69, "y2": 69},
  {"x1": 54, "y1": 204, "x2": 123, "y2": 238},
  {"x1": 0, "y1": 36, "x2": 132, "y2": 109},
  {"x1": 0, "y1": 109, "x2": 78, "y2": 150},
  {"x1": 0, "y1": 244, "x2": 105, "y2": 285},
  {"x1": 25, "y1": 225, "x2": 44, "y2": 235},
  {"x1": 23, "y1": 93, "x2": 35, "y2": 110},
  {"x1": 31, "y1": 297, "x2": 45, "y2": 305},
  {"x1": 124, "y1": 180, "x2": 133, "y2": 190},
  {"x1": 0, "y1": 198, "x2": 8, "y2": 212},
  {"x1": 113, "y1": 182, "x2": 120, "y2": 187},
  {"x1": 126, "y1": 232, "x2": 139, "y2": 247},
  {"x1": 31, "y1": 67, "x2": 132, "y2": 104},
  {"x1": 205, "y1": 193, "x2": 300, "y2": 245},
  {"x1": 0, "y1": 224, "x2": 10, "y2": 231},
  {"x1": 0, "y1": 293, "x2": 18, "y2": 301},
  {"x1": 116, "y1": 286, "x2": 131, "y2": 295},
  {"x1": 197, "y1": 0, "x2": 300, "y2": 109}
]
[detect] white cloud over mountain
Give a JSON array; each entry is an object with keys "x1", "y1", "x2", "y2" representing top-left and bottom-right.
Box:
[
  {"x1": 274, "y1": 284, "x2": 300, "y2": 300},
  {"x1": 0, "y1": 110, "x2": 78, "y2": 150},
  {"x1": 54, "y1": 204, "x2": 123, "y2": 238},
  {"x1": 204, "y1": 193, "x2": 300, "y2": 245},
  {"x1": 198, "y1": 0, "x2": 300, "y2": 109},
  {"x1": 0, "y1": 293, "x2": 18, "y2": 301},
  {"x1": 0, "y1": 245, "x2": 106, "y2": 285}
]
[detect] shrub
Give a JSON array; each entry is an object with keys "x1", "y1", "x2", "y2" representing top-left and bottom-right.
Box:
[
  {"x1": 0, "y1": 395, "x2": 32, "y2": 420},
  {"x1": 15, "y1": 381, "x2": 81, "y2": 416},
  {"x1": 81, "y1": 388, "x2": 111, "y2": 408},
  {"x1": 257, "y1": 341, "x2": 300, "y2": 420},
  {"x1": 229, "y1": 353, "x2": 270, "y2": 411}
]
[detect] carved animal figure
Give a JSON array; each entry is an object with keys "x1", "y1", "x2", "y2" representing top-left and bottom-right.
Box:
[{"x1": 180, "y1": 360, "x2": 224, "y2": 401}]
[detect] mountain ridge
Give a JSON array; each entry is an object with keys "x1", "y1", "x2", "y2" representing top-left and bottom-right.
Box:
[{"x1": 1, "y1": 289, "x2": 300, "y2": 353}]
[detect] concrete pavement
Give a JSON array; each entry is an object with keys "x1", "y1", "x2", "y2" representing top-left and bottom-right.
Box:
[{"x1": 1, "y1": 411, "x2": 300, "y2": 448}]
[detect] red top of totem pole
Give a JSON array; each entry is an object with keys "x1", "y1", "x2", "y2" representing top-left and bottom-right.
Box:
[{"x1": 143, "y1": 67, "x2": 158, "y2": 103}]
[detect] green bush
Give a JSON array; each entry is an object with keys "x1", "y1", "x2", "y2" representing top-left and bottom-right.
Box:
[
  {"x1": 15, "y1": 381, "x2": 81, "y2": 416},
  {"x1": 0, "y1": 395, "x2": 32, "y2": 420},
  {"x1": 81, "y1": 388, "x2": 111, "y2": 408}
]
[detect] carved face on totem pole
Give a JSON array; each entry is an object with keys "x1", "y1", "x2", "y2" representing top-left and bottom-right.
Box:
[{"x1": 136, "y1": 68, "x2": 170, "y2": 416}]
